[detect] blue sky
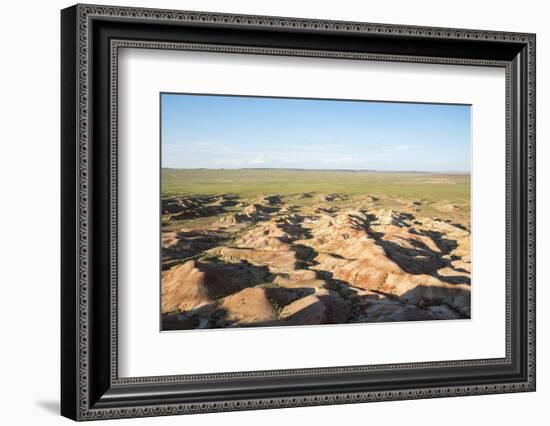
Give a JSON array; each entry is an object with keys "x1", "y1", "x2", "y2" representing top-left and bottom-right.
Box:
[{"x1": 161, "y1": 93, "x2": 471, "y2": 172}]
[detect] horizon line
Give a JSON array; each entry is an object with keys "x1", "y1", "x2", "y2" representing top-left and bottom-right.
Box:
[{"x1": 161, "y1": 167, "x2": 471, "y2": 174}]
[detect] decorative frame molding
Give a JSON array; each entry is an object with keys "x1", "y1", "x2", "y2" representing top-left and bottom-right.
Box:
[{"x1": 61, "y1": 4, "x2": 536, "y2": 421}]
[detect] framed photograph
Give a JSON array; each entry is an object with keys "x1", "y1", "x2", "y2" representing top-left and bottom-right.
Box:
[{"x1": 61, "y1": 4, "x2": 536, "y2": 421}]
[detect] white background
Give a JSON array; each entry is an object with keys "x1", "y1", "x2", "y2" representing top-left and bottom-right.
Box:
[
  {"x1": 0, "y1": 0, "x2": 547, "y2": 425},
  {"x1": 119, "y1": 49, "x2": 506, "y2": 377}
]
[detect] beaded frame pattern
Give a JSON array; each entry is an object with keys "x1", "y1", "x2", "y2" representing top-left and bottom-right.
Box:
[{"x1": 74, "y1": 4, "x2": 535, "y2": 420}]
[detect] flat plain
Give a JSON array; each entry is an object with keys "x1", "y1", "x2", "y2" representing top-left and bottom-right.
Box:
[{"x1": 161, "y1": 169, "x2": 471, "y2": 330}]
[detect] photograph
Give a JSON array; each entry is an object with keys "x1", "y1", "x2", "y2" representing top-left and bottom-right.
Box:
[
  {"x1": 58, "y1": 3, "x2": 536, "y2": 420},
  {"x1": 160, "y1": 94, "x2": 472, "y2": 331}
]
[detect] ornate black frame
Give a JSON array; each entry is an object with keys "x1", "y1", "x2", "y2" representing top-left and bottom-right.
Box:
[{"x1": 61, "y1": 4, "x2": 536, "y2": 421}]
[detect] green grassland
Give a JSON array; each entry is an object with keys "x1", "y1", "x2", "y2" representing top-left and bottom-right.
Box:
[
  {"x1": 163, "y1": 168, "x2": 469, "y2": 201},
  {"x1": 161, "y1": 168, "x2": 471, "y2": 227}
]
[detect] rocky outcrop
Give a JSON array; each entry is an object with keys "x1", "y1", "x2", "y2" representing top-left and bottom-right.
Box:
[
  {"x1": 161, "y1": 192, "x2": 471, "y2": 330},
  {"x1": 280, "y1": 290, "x2": 350, "y2": 325},
  {"x1": 206, "y1": 246, "x2": 298, "y2": 274},
  {"x1": 162, "y1": 195, "x2": 237, "y2": 221},
  {"x1": 161, "y1": 259, "x2": 270, "y2": 313},
  {"x1": 162, "y1": 228, "x2": 230, "y2": 268},
  {"x1": 219, "y1": 288, "x2": 277, "y2": 325}
]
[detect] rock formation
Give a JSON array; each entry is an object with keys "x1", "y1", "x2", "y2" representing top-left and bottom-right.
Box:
[{"x1": 161, "y1": 193, "x2": 471, "y2": 330}]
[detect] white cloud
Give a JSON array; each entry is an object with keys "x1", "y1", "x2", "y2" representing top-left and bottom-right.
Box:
[
  {"x1": 212, "y1": 154, "x2": 275, "y2": 167},
  {"x1": 248, "y1": 155, "x2": 271, "y2": 165}
]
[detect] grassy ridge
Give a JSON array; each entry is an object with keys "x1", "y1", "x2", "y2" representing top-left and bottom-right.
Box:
[{"x1": 161, "y1": 168, "x2": 470, "y2": 203}]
